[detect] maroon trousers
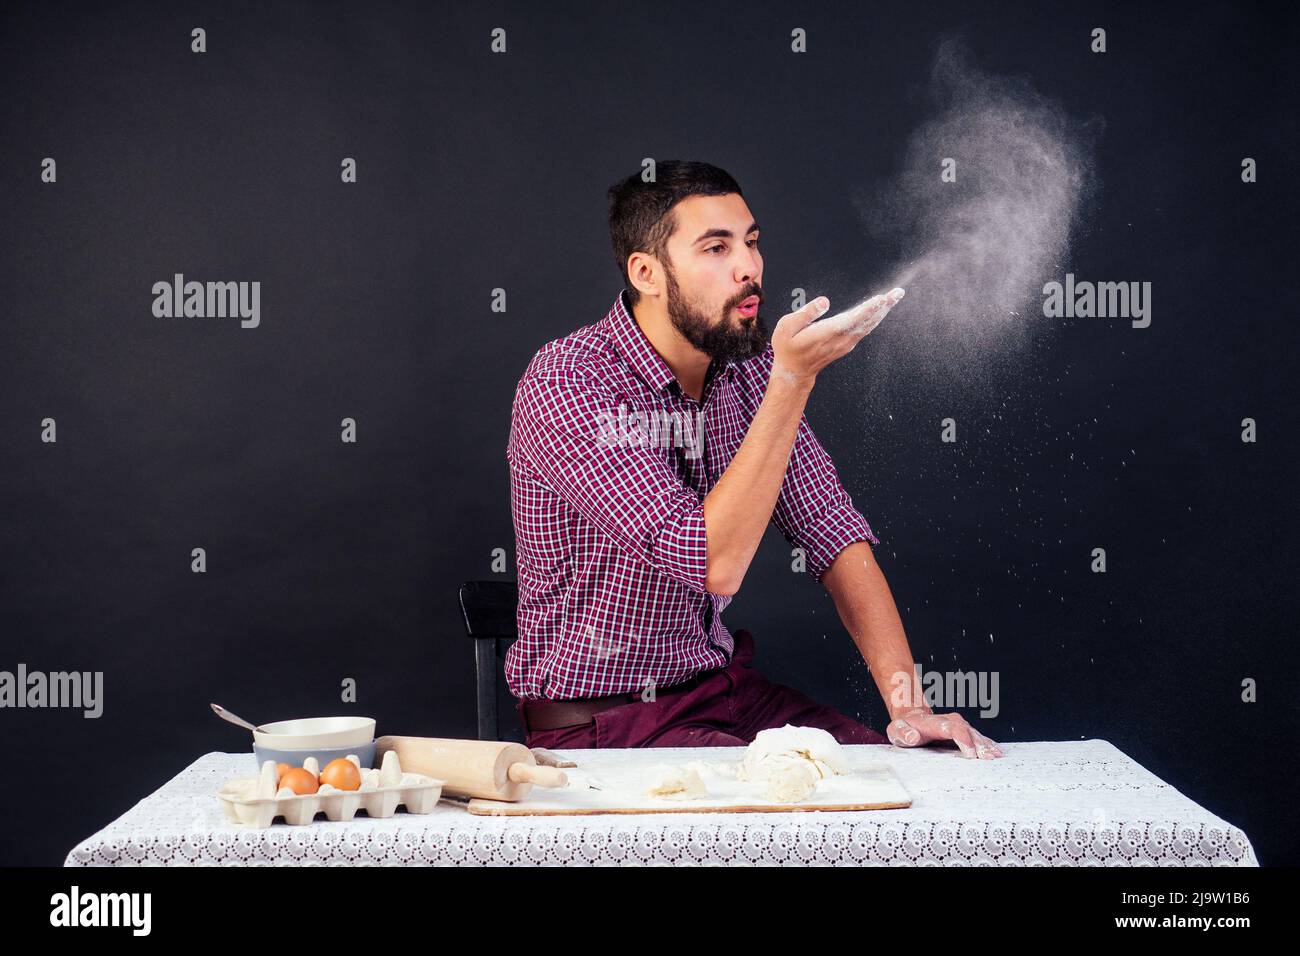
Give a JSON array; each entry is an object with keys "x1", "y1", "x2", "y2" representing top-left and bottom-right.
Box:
[{"x1": 518, "y1": 629, "x2": 888, "y2": 749}]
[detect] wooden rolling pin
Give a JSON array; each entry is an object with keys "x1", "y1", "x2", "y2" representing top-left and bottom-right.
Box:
[{"x1": 375, "y1": 735, "x2": 568, "y2": 801}]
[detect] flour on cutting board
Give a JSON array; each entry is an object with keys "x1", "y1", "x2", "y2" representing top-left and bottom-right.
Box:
[
  {"x1": 567, "y1": 725, "x2": 889, "y2": 806},
  {"x1": 643, "y1": 763, "x2": 710, "y2": 799}
]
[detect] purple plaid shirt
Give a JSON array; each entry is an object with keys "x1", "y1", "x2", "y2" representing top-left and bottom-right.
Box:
[{"x1": 505, "y1": 289, "x2": 880, "y2": 701}]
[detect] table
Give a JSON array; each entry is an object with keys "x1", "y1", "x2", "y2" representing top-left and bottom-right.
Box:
[{"x1": 64, "y1": 740, "x2": 1258, "y2": 866}]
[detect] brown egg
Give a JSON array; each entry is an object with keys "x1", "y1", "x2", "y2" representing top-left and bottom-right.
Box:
[
  {"x1": 279, "y1": 767, "x2": 319, "y2": 795},
  {"x1": 276, "y1": 762, "x2": 292, "y2": 781},
  {"x1": 319, "y1": 758, "x2": 361, "y2": 791}
]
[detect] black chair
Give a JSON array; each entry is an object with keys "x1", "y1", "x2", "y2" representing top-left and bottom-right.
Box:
[{"x1": 458, "y1": 580, "x2": 520, "y2": 741}]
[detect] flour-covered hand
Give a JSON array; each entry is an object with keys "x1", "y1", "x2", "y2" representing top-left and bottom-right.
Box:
[{"x1": 886, "y1": 708, "x2": 1003, "y2": 759}]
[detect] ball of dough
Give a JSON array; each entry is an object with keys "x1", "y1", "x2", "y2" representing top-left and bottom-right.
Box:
[
  {"x1": 758, "y1": 753, "x2": 820, "y2": 803},
  {"x1": 738, "y1": 724, "x2": 848, "y2": 782}
]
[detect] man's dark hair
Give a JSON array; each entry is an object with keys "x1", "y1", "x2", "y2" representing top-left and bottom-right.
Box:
[{"x1": 607, "y1": 160, "x2": 743, "y2": 307}]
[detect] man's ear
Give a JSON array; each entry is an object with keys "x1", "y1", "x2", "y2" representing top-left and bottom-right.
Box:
[{"x1": 627, "y1": 252, "x2": 662, "y2": 300}]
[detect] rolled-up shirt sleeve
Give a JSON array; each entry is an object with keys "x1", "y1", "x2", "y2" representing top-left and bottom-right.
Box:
[
  {"x1": 771, "y1": 414, "x2": 880, "y2": 585},
  {"x1": 510, "y1": 364, "x2": 713, "y2": 594}
]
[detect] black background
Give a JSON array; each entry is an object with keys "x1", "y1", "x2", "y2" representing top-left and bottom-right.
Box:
[{"x1": 1, "y1": 0, "x2": 1295, "y2": 866}]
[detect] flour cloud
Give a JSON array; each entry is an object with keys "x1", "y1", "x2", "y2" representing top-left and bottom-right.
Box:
[{"x1": 853, "y1": 36, "x2": 1102, "y2": 376}]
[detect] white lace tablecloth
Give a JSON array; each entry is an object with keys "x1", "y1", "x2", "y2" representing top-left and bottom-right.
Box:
[{"x1": 64, "y1": 740, "x2": 1257, "y2": 866}]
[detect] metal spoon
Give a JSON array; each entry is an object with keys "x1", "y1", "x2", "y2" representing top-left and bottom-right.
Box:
[{"x1": 210, "y1": 703, "x2": 266, "y2": 734}]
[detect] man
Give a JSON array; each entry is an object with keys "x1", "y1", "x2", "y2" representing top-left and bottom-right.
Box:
[{"x1": 505, "y1": 160, "x2": 1001, "y2": 759}]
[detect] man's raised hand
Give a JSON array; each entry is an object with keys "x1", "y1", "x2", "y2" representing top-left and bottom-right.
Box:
[{"x1": 770, "y1": 287, "x2": 905, "y2": 387}]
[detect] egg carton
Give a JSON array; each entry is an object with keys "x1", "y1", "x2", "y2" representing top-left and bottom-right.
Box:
[{"x1": 217, "y1": 751, "x2": 444, "y2": 828}]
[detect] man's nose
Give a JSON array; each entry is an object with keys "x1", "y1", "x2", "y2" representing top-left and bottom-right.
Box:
[{"x1": 734, "y1": 251, "x2": 761, "y2": 285}]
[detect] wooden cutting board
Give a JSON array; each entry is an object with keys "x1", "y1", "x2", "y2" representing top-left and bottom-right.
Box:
[{"x1": 466, "y1": 757, "x2": 911, "y2": 815}]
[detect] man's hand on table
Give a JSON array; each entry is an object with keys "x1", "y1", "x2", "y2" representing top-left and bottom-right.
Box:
[{"x1": 886, "y1": 708, "x2": 1004, "y2": 759}]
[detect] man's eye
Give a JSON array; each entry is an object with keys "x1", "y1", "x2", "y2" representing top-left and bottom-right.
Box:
[{"x1": 705, "y1": 239, "x2": 758, "y2": 254}]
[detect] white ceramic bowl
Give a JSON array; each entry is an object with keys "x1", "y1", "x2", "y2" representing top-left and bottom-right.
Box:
[{"x1": 251, "y1": 716, "x2": 376, "y2": 750}]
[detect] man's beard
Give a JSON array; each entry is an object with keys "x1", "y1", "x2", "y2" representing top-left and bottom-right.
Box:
[{"x1": 663, "y1": 261, "x2": 768, "y2": 365}]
